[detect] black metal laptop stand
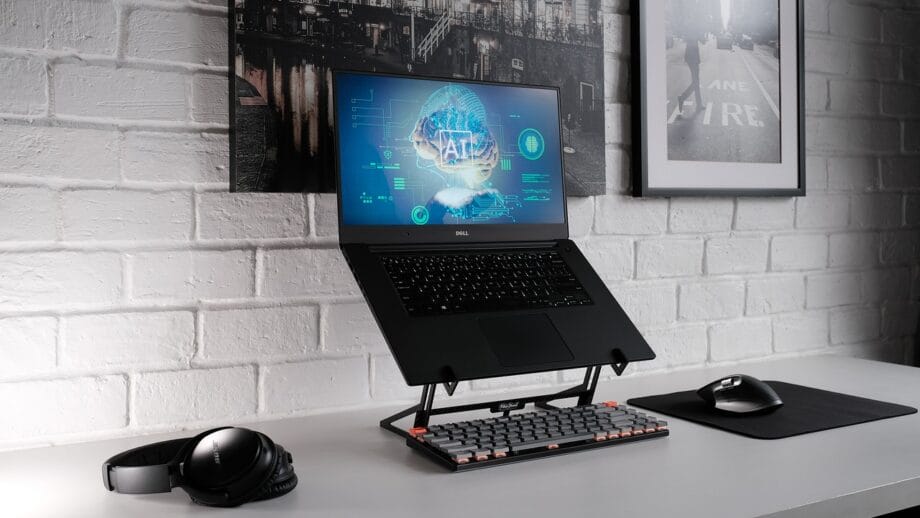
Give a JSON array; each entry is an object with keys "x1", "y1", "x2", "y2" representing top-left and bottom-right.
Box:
[{"x1": 380, "y1": 350, "x2": 631, "y2": 442}]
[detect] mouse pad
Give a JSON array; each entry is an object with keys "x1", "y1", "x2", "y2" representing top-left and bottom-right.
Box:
[{"x1": 628, "y1": 381, "x2": 917, "y2": 439}]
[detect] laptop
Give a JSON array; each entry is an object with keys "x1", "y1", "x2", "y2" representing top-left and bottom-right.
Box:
[{"x1": 333, "y1": 70, "x2": 654, "y2": 387}]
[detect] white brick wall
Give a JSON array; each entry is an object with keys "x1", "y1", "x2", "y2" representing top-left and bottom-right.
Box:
[{"x1": 0, "y1": 0, "x2": 917, "y2": 451}]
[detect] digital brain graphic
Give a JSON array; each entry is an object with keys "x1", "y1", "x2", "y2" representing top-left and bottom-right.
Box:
[{"x1": 409, "y1": 84, "x2": 499, "y2": 187}]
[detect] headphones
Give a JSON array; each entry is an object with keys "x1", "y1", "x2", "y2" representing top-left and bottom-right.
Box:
[{"x1": 102, "y1": 427, "x2": 297, "y2": 507}]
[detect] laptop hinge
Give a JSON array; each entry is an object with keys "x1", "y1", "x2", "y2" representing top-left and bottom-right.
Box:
[{"x1": 370, "y1": 241, "x2": 558, "y2": 253}]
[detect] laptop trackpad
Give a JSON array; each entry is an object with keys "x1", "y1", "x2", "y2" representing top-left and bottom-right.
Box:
[{"x1": 479, "y1": 314, "x2": 574, "y2": 367}]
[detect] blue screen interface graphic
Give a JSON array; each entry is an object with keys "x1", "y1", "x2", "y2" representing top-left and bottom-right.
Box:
[{"x1": 335, "y1": 73, "x2": 566, "y2": 227}]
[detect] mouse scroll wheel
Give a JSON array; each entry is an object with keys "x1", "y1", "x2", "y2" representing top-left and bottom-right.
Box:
[{"x1": 720, "y1": 379, "x2": 733, "y2": 387}]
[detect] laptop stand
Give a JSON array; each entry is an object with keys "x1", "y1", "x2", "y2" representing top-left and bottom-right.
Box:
[{"x1": 379, "y1": 349, "x2": 651, "y2": 470}]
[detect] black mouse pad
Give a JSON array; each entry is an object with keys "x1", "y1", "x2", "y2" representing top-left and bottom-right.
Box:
[{"x1": 628, "y1": 381, "x2": 917, "y2": 439}]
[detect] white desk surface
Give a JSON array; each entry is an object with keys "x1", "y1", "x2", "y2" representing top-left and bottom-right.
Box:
[{"x1": 2, "y1": 355, "x2": 919, "y2": 518}]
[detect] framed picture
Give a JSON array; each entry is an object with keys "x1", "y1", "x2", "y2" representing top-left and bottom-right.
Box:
[
  {"x1": 230, "y1": 0, "x2": 609, "y2": 196},
  {"x1": 631, "y1": 0, "x2": 805, "y2": 197}
]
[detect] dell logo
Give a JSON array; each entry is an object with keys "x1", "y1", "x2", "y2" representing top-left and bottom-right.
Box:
[{"x1": 455, "y1": 230, "x2": 469, "y2": 237}]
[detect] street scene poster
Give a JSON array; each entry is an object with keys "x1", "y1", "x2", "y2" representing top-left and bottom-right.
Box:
[
  {"x1": 634, "y1": 0, "x2": 801, "y2": 195},
  {"x1": 232, "y1": 0, "x2": 608, "y2": 196},
  {"x1": 666, "y1": 0, "x2": 781, "y2": 164}
]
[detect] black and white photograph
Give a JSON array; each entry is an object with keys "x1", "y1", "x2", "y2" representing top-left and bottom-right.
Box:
[
  {"x1": 666, "y1": 0, "x2": 781, "y2": 164},
  {"x1": 633, "y1": 0, "x2": 803, "y2": 196},
  {"x1": 232, "y1": 0, "x2": 609, "y2": 195}
]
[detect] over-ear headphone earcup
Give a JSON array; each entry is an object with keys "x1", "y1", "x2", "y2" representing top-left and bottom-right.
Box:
[{"x1": 248, "y1": 444, "x2": 298, "y2": 503}]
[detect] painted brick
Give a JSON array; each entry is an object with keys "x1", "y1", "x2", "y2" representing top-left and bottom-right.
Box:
[
  {"x1": 907, "y1": 122, "x2": 920, "y2": 153},
  {"x1": 0, "y1": 317, "x2": 56, "y2": 378},
  {"x1": 371, "y1": 354, "x2": 420, "y2": 401},
  {"x1": 604, "y1": 103, "x2": 630, "y2": 145},
  {"x1": 54, "y1": 64, "x2": 187, "y2": 121},
  {"x1": 706, "y1": 237, "x2": 768, "y2": 275},
  {"x1": 324, "y1": 302, "x2": 386, "y2": 354},
  {"x1": 827, "y1": 157, "x2": 878, "y2": 192},
  {"x1": 198, "y1": 193, "x2": 306, "y2": 240},
  {"x1": 581, "y1": 238, "x2": 633, "y2": 281},
  {"x1": 0, "y1": 0, "x2": 117, "y2": 54},
  {"x1": 62, "y1": 189, "x2": 192, "y2": 241},
  {"x1": 805, "y1": 37, "x2": 849, "y2": 74},
  {"x1": 882, "y1": 303, "x2": 920, "y2": 338},
  {"x1": 882, "y1": 10, "x2": 920, "y2": 46},
  {"x1": 806, "y1": 156, "x2": 829, "y2": 191},
  {"x1": 636, "y1": 238, "x2": 703, "y2": 278},
  {"x1": 122, "y1": 132, "x2": 228, "y2": 184},
  {"x1": 130, "y1": 250, "x2": 254, "y2": 300},
  {"x1": 805, "y1": 75, "x2": 828, "y2": 111},
  {"x1": 192, "y1": 74, "x2": 229, "y2": 124},
  {"x1": 829, "y1": 2, "x2": 881, "y2": 41},
  {"x1": 746, "y1": 275, "x2": 806, "y2": 316},
  {"x1": 861, "y1": 268, "x2": 912, "y2": 304},
  {"x1": 907, "y1": 195, "x2": 920, "y2": 227},
  {"x1": 804, "y1": 0, "x2": 830, "y2": 33},
  {"x1": 829, "y1": 232, "x2": 879, "y2": 268},
  {"x1": 795, "y1": 194, "x2": 850, "y2": 229},
  {"x1": 828, "y1": 80, "x2": 880, "y2": 115},
  {"x1": 312, "y1": 193, "x2": 339, "y2": 238},
  {"x1": 709, "y1": 318, "x2": 772, "y2": 362},
  {"x1": 807, "y1": 272, "x2": 861, "y2": 309},
  {"x1": 603, "y1": 14, "x2": 629, "y2": 55},
  {"x1": 850, "y1": 193, "x2": 903, "y2": 229},
  {"x1": 771, "y1": 235, "x2": 828, "y2": 271},
  {"x1": 0, "y1": 124, "x2": 120, "y2": 180},
  {"x1": 201, "y1": 306, "x2": 317, "y2": 360},
  {"x1": 848, "y1": 41, "x2": 900, "y2": 80},
  {"x1": 471, "y1": 371, "x2": 557, "y2": 391},
  {"x1": 64, "y1": 312, "x2": 194, "y2": 367},
  {"x1": 830, "y1": 307, "x2": 880, "y2": 344},
  {"x1": 0, "y1": 252, "x2": 121, "y2": 310},
  {"x1": 134, "y1": 366, "x2": 256, "y2": 425},
  {"x1": 734, "y1": 198, "x2": 795, "y2": 230},
  {"x1": 0, "y1": 57, "x2": 46, "y2": 115},
  {"x1": 679, "y1": 281, "x2": 745, "y2": 321},
  {"x1": 0, "y1": 186, "x2": 58, "y2": 241},
  {"x1": 632, "y1": 324, "x2": 708, "y2": 372},
  {"x1": 566, "y1": 197, "x2": 595, "y2": 238},
  {"x1": 806, "y1": 116, "x2": 900, "y2": 153},
  {"x1": 906, "y1": 47, "x2": 920, "y2": 82},
  {"x1": 880, "y1": 231, "x2": 920, "y2": 265},
  {"x1": 668, "y1": 198, "x2": 734, "y2": 233},
  {"x1": 609, "y1": 282, "x2": 677, "y2": 326},
  {"x1": 595, "y1": 196, "x2": 667, "y2": 235},
  {"x1": 773, "y1": 311, "x2": 829, "y2": 352},
  {"x1": 262, "y1": 358, "x2": 368, "y2": 413},
  {"x1": 127, "y1": 9, "x2": 227, "y2": 65},
  {"x1": 261, "y1": 248, "x2": 358, "y2": 297},
  {"x1": 881, "y1": 158, "x2": 920, "y2": 191},
  {"x1": 882, "y1": 84, "x2": 920, "y2": 116},
  {"x1": 604, "y1": 147, "x2": 630, "y2": 194},
  {"x1": 0, "y1": 376, "x2": 126, "y2": 443}
]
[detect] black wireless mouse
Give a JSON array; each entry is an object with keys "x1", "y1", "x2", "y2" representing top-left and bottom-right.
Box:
[{"x1": 697, "y1": 374, "x2": 784, "y2": 415}]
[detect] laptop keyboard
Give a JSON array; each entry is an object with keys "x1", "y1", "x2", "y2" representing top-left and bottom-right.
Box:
[{"x1": 381, "y1": 250, "x2": 593, "y2": 316}]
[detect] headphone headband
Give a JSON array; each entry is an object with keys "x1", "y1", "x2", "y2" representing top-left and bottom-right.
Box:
[
  {"x1": 102, "y1": 437, "x2": 186, "y2": 493},
  {"x1": 103, "y1": 427, "x2": 230, "y2": 494}
]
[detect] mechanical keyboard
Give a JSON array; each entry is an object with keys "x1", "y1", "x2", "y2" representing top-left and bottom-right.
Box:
[
  {"x1": 405, "y1": 401, "x2": 668, "y2": 471},
  {"x1": 381, "y1": 250, "x2": 593, "y2": 316}
]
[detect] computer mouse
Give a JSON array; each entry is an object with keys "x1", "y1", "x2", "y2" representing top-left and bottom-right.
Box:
[{"x1": 697, "y1": 374, "x2": 783, "y2": 415}]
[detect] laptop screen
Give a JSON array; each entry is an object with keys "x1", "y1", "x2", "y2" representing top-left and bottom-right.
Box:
[{"x1": 334, "y1": 72, "x2": 566, "y2": 228}]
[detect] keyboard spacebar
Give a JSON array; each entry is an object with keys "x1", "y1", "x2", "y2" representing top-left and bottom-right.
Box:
[{"x1": 509, "y1": 432, "x2": 595, "y2": 453}]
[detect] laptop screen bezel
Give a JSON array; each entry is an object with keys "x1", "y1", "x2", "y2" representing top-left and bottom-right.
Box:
[{"x1": 333, "y1": 69, "x2": 569, "y2": 245}]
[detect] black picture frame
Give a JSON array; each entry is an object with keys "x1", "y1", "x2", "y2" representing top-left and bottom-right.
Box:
[{"x1": 630, "y1": 0, "x2": 805, "y2": 197}]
